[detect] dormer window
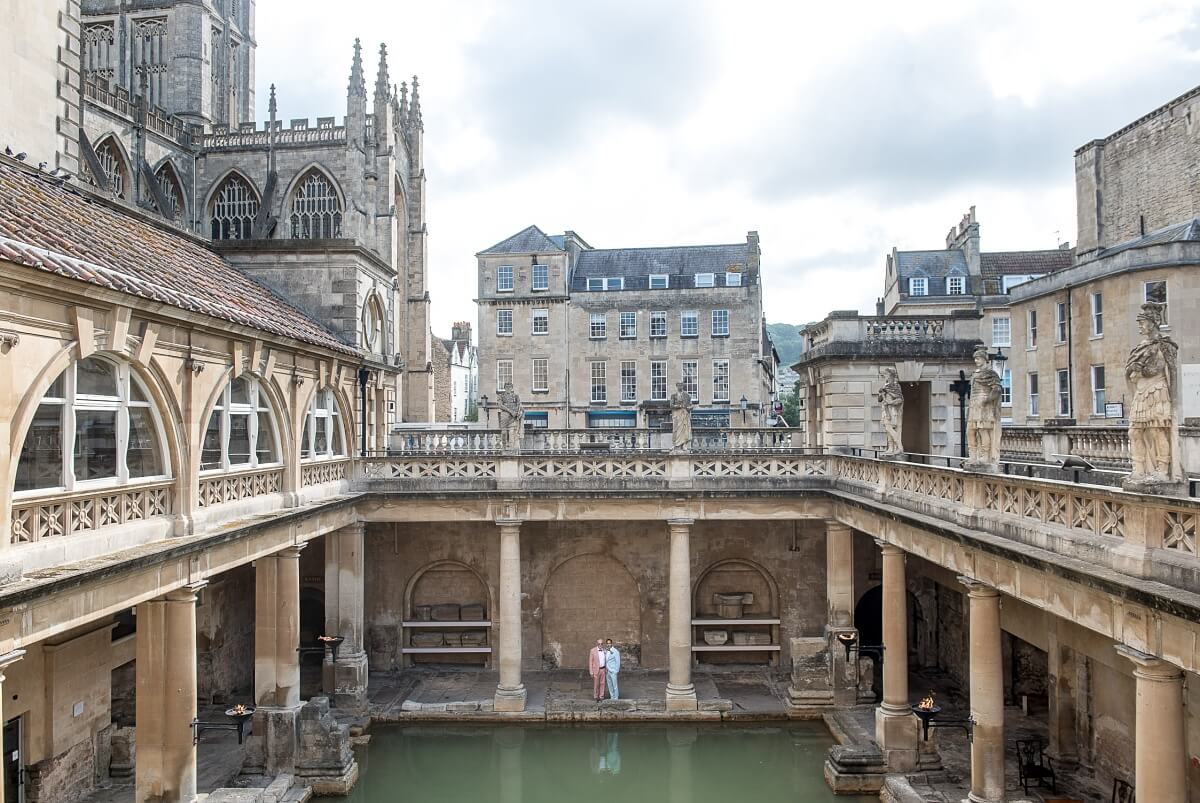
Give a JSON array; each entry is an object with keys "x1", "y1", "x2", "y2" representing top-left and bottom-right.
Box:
[
  {"x1": 587, "y1": 277, "x2": 623, "y2": 291},
  {"x1": 909, "y1": 277, "x2": 928, "y2": 296},
  {"x1": 947, "y1": 275, "x2": 965, "y2": 295},
  {"x1": 649, "y1": 275, "x2": 668, "y2": 289},
  {"x1": 725, "y1": 271, "x2": 742, "y2": 287},
  {"x1": 695, "y1": 273, "x2": 715, "y2": 288}
]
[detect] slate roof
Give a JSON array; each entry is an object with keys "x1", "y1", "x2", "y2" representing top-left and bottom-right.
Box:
[
  {"x1": 0, "y1": 160, "x2": 357, "y2": 355},
  {"x1": 478, "y1": 225, "x2": 564, "y2": 255},
  {"x1": 570, "y1": 243, "x2": 750, "y2": 291},
  {"x1": 893, "y1": 250, "x2": 968, "y2": 279},
  {"x1": 980, "y1": 249, "x2": 1074, "y2": 276},
  {"x1": 1098, "y1": 218, "x2": 1200, "y2": 257}
]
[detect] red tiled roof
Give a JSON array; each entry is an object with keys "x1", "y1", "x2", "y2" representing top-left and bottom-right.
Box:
[
  {"x1": 980, "y1": 249, "x2": 1074, "y2": 276},
  {"x1": 0, "y1": 160, "x2": 358, "y2": 355}
]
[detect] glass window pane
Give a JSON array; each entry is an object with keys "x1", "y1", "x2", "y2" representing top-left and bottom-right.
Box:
[
  {"x1": 256, "y1": 411, "x2": 278, "y2": 463},
  {"x1": 230, "y1": 376, "x2": 251, "y2": 405},
  {"x1": 301, "y1": 415, "x2": 313, "y2": 458},
  {"x1": 45, "y1": 372, "x2": 66, "y2": 400},
  {"x1": 332, "y1": 414, "x2": 344, "y2": 455},
  {"x1": 77, "y1": 357, "x2": 118, "y2": 397},
  {"x1": 228, "y1": 413, "x2": 251, "y2": 465},
  {"x1": 127, "y1": 407, "x2": 163, "y2": 478},
  {"x1": 74, "y1": 409, "x2": 118, "y2": 481},
  {"x1": 201, "y1": 410, "x2": 222, "y2": 470},
  {"x1": 317, "y1": 391, "x2": 332, "y2": 411},
  {"x1": 314, "y1": 416, "x2": 328, "y2": 455},
  {"x1": 15, "y1": 403, "x2": 64, "y2": 491},
  {"x1": 129, "y1": 379, "x2": 149, "y2": 403}
]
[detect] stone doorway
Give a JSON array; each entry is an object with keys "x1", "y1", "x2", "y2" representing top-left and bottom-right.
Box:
[
  {"x1": 901, "y1": 381, "x2": 931, "y2": 455},
  {"x1": 541, "y1": 554, "x2": 641, "y2": 670}
]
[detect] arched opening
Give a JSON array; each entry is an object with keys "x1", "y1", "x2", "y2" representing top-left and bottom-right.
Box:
[
  {"x1": 853, "y1": 586, "x2": 924, "y2": 659},
  {"x1": 403, "y1": 561, "x2": 491, "y2": 667},
  {"x1": 13, "y1": 355, "x2": 171, "y2": 493},
  {"x1": 152, "y1": 161, "x2": 186, "y2": 225},
  {"x1": 542, "y1": 554, "x2": 640, "y2": 670},
  {"x1": 362, "y1": 293, "x2": 385, "y2": 353},
  {"x1": 199, "y1": 375, "x2": 282, "y2": 472},
  {"x1": 87, "y1": 135, "x2": 131, "y2": 199},
  {"x1": 693, "y1": 558, "x2": 780, "y2": 666},
  {"x1": 289, "y1": 168, "x2": 342, "y2": 239},
  {"x1": 300, "y1": 386, "x2": 346, "y2": 461},
  {"x1": 208, "y1": 172, "x2": 260, "y2": 240}
]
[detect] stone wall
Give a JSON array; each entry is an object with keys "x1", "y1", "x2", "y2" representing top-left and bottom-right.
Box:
[{"x1": 197, "y1": 562, "x2": 254, "y2": 704}]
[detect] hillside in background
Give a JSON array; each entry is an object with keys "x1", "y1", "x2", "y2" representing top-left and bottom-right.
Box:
[{"x1": 766, "y1": 322, "x2": 803, "y2": 367}]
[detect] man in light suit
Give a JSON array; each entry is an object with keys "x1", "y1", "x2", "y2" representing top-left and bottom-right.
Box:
[{"x1": 604, "y1": 638, "x2": 621, "y2": 699}]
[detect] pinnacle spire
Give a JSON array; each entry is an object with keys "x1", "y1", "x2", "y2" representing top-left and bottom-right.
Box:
[
  {"x1": 398, "y1": 80, "x2": 409, "y2": 118},
  {"x1": 375, "y1": 43, "x2": 391, "y2": 103},
  {"x1": 348, "y1": 38, "x2": 365, "y2": 96},
  {"x1": 268, "y1": 83, "x2": 277, "y2": 120},
  {"x1": 409, "y1": 75, "x2": 422, "y2": 129}
]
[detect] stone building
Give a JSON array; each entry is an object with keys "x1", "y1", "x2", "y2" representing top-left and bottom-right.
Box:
[
  {"x1": 430, "y1": 325, "x2": 477, "y2": 424},
  {"x1": 475, "y1": 226, "x2": 777, "y2": 430}
]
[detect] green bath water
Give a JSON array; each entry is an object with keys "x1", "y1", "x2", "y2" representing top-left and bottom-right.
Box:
[{"x1": 340, "y1": 723, "x2": 874, "y2": 803}]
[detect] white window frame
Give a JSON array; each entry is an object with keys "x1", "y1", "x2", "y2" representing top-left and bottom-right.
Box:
[
  {"x1": 712, "y1": 359, "x2": 730, "y2": 402},
  {"x1": 200, "y1": 376, "x2": 282, "y2": 473},
  {"x1": 1056, "y1": 369, "x2": 1071, "y2": 417},
  {"x1": 992, "y1": 316, "x2": 1011, "y2": 347},
  {"x1": 606, "y1": 277, "x2": 624, "y2": 291},
  {"x1": 909, "y1": 277, "x2": 928, "y2": 296},
  {"x1": 531, "y1": 308, "x2": 549, "y2": 336},
  {"x1": 496, "y1": 309, "x2": 513, "y2": 336},
  {"x1": 651, "y1": 360, "x2": 668, "y2": 401},
  {"x1": 947, "y1": 274, "x2": 966, "y2": 295},
  {"x1": 1091, "y1": 292, "x2": 1103, "y2": 337},
  {"x1": 619, "y1": 311, "x2": 637, "y2": 339},
  {"x1": 1091, "y1": 365, "x2": 1106, "y2": 416},
  {"x1": 650, "y1": 311, "x2": 667, "y2": 338},
  {"x1": 1144, "y1": 280, "x2": 1168, "y2": 323},
  {"x1": 1055, "y1": 302, "x2": 1068, "y2": 343},
  {"x1": 300, "y1": 387, "x2": 345, "y2": 461},
  {"x1": 590, "y1": 313, "x2": 607, "y2": 339},
  {"x1": 496, "y1": 265, "x2": 514, "y2": 292},
  {"x1": 1000, "y1": 367, "x2": 1012, "y2": 407},
  {"x1": 1027, "y1": 310, "x2": 1037, "y2": 349},
  {"x1": 725, "y1": 271, "x2": 742, "y2": 287},
  {"x1": 680, "y1": 311, "x2": 699, "y2": 338},
  {"x1": 590, "y1": 361, "x2": 607, "y2": 404},
  {"x1": 620, "y1": 361, "x2": 637, "y2": 403},
  {"x1": 711, "y1": 309, "x2": 730, "y2": 337},
  {"x1": 649, "y1": 274, "x2": 668, "y2": 290},
  {"x1": 681, "y1": 361, "x2": 698, "y2": 403},
  {"x1": 532, "y1": 358, "x2": 549, "y2": 392},
  {"x1": 1028, "y1": 372, "x2": 1039, "y2": 417},
  {"x1": 496, "y1": 360, "x2": 513, "y2": 393},
  {"x1": 694, "y1": 273, "x2": 715, "y2": 288},
  {"x1": 531, "y1": 264, "x2": 549, "y2": 291}
]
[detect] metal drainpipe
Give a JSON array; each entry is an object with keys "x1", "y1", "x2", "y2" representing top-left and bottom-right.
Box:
[
  {"x1": 358, "y1": 366, "x2": 370, "y2": 456},
  {"x1": 1066, "y1": 283, "x2": 1075, "y2": 419}
]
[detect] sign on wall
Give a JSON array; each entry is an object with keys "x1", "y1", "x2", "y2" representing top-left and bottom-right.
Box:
[{"x1": 1182, "y1": 364, "x2": 1200, "y2": 419}]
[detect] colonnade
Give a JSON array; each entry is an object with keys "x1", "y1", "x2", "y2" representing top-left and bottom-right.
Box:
[{"x1": 824, "y1": 524, "x2": 1189, "y2": 803}]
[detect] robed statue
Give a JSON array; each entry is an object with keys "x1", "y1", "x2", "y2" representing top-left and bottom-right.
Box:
[
  {"x1": 963, "y1": 346, "x2": 1002, "y2": 472},
  {"x1": 670, "y1": 381, "x2": 693, "y2": 451},
  {"x1": 496, "y1": 383, "x2": 523, "y2": 452},
  {"x1": 1124, "y1": 303, "x2": 1182, "y2": 493},
  {"x1": 877, "y1": 366, "x2": 904, "y2": 457}
]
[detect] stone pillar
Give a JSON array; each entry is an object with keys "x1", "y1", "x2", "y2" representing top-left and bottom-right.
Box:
[
  {"x1": 494, "y1": 520, "x2": 526, "y2": 712},
  {"x1": 874, "y1": 541, "x2": 917, "y2": 770},
  {"x1": 249, "y1": 545, "x2": 304, "y2": 774},
  {"x1": 665, "y1": 518, "x2": 697, "y2": 711},
  {"x1": 324, "y1": 522, "x2": 368, "y2": 710},
  {"x1": 826, "y1": 522, "x2": 854, "y2": 627},
  {"x1": 0, "y1": 650, "x2": 23, "y2": 803},
  {"x1": 961, "y1": 578, "x2": 1004, "y2": 803},
  {"x1": 136, "y1": 584, "x2": 202, "y2": 803},
  {"x1": 1046, "y1": 631, "x2": 1079, "y2": 769},
  {"x1": 1115, "y1": 646, "x2": 1186, "y2": 803}
]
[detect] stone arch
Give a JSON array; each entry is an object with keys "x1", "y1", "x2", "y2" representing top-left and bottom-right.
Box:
[
  {"x1": 852, "y1": 585, "x2": 925, "y2": 661},
  {"x1": 89, "y1": 133, "x2": 133, "y2": 198},
  {"x1": 283, "y1": 164, "x2": 344, "y2": 239},
  {"x1": 193, "y1": 368, "x2": 293, "y2": 470},
  {"x1": 149, "y1": 157, "x2": 188, "y2": 224},
  {"x1": 204, "y1": 169, "x2": 261, "y2": 241},
  {"x1": 403, "y1": 560, "x2": 494, "y2": 620},
  {"x1": 541, "y1": 553, "x2": 641, "y2": 670},
  {"x1": 692, "y1": 557, "x2": 779, "y2": 617}
]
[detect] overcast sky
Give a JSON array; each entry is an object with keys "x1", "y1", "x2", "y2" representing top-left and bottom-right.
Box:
[{"x1": 255, "y1": 0, "x2": 1200, "y2": 336}]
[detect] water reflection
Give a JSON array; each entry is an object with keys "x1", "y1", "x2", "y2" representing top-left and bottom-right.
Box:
[{"x1": 590, "y1": 731, "x2": 622, "y2": 775}]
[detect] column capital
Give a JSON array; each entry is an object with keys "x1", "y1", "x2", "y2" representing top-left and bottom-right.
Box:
[
  {"x1": 340, "y1": 521, "x2": 366, "y2": 536},
  {"x1": 876, "y1": 539, "x2": 903, "y2": 556},
  {"x1": 0, "y1": 649, "x2": 25, "y2": 683},
  {"x1": 1115, "y1": 645, "x2": 1184, "y2": 681},
  {"x1": 495, "y1": 517, "x2": 523, "y2": 530},
  {"x1": 826, "y1": 520, "x2": 852, "y2": 534},
  {"x1": 165, "y1": 580, "x2": 208, "y2": 603},
  {"x1": 958, "y1": 576, "x2": 1000, "y2": 598},
  {"x1": 277, "y1": 544, "x2": 306, "y2": 559},
  {"x1": 667, "y1": 517, "x2": 694, "y2": 529}
]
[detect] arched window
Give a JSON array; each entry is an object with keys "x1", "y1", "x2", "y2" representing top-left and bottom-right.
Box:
[
  {"x1": 199, "y1": 376, "x2": 281, "y2": 472},
  {"x1": 153, "y1": 163, "x2": 186, "y2": 225},
  {"x1": 88, "y1": 137, "x2": 129, "y2": 199},
  {"x1": 14, "y1": 357, "x2": 169, "y2": 493},
  {"x1": 210, "y1": 174, "x2": 259, "y2": 240},
  {"x1": 301, "y1": 387, "x2": 344, "y2": 460},
  {"x1": 362, "y1": 294, "x2": 385, "y2": 351},
  {"x1": 290, "y1": 170, "x2": 342, "y2": 239}
]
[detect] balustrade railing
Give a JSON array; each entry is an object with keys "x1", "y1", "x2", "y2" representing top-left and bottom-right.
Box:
[
  {"x1": 197, "y1": 466, "x2": 284, "y2": 508},
  {"x1": 301, "y1": 459, "x2": 350, "y2": 487},
  {"x1": 387, "y1": 427, "x2": 798, "y2": 455},
  {"x1": 862, "y1": 317, "x2": 946, "y2": 341},
  {"x1": 10, "y1": 480, "x2": 173, "y2": 544}
]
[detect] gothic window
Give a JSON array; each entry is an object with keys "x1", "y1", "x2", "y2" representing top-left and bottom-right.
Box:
[
  {"x1": 200, "y1": 376, "x2": 281, "y2": 471},
  {"x1": 362, "y1": 295, "x2": 385, "y2": 351},
  {"x1": 289, "y1": 170, "x2": 343, "y2": 239},
  {"x1": 301, "y1": 388, "x2": 345, "y2": 461},
  {"x1": 83, "y1": 22, "x2": 115, "y2": 81},
  {"x1": 132, "y1": 17, "x2": 168, "y2": 107},
  {"x1": 87, "y1": 137, "x2": 129, "y2": 198},
  {"x1": 209, "y1": 174, "x2": 259, "y2": 240},
  {"x1": 14, "y1": 357, "x2": 170, "y2": 493},
  {"x1": 153, "y1": 163, "x2": 186, "y2": 225}
]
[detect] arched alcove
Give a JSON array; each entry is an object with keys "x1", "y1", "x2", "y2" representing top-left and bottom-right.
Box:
[
  {"x1": 692, "y1": 558, "x2": 780, "y2": 665},
  {"x1": 542, "y1": 554, "x2": 640, "y2": 669},
  {"x1": 403, "y1": 561, "x2": 492, "y2": 667}
]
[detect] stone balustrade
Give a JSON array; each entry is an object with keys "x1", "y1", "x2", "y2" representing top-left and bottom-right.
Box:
[
  {"x1": 1001, "y1": 425, "x2": 1200, "y2": 472},
  {"x1": 800, "y1": 310, "x2": 982, "y2": 360},
  {"x1": 10, "y1": 479, "x2": 173, "y2": 544}
]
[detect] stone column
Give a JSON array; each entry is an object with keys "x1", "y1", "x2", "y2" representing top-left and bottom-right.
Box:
[
  {"x1": 874, "y1": 541, "x2": 917, "y2": 770},
  {"x1": 665, "y1": 518, "x2": 697, "y2": 711},
  {"x1": 324, "y1": 522, "x2": 368, "y2": 710},
  {"x1": 136, "y1": 584, "x2": 202, "y2": 803},
  {"x1": 1115, "y1": 646, "x2": 1186, "y2": 803},
  {"x1": 961, "y1": 578, "x2": 1003, "y2": 803},
  {"x1": 494, "y1": 519, "x2": 526, "y2": 712},
  {"x1": 826, "y1": 522, "x2": 854, "y2": 627},
  {"x1": 249, "y1": 545, "x2": 304, "y2": 774},
  {"x1": 1046, "y1": 631, "x2": 1079, "y2": 769}
]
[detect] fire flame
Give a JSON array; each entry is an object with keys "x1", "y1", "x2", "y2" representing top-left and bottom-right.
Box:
[
  {"x1": 230, "y1": 704, "x2": 247, "y2": 715},
  {"x1": 917, "y1": 692, "x2": 936, "y2": 710},
  {"x1": 318, "y1": 635, "x2": 337, "y2": 642}
]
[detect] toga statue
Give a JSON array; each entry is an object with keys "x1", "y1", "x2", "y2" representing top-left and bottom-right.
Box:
[
  {"x1": 877, "y1": 366, "x2": 904, "y2": 457},
  {"x1": 963, "y1": 346, "x2": 1002, "y2": 472},
  {"x1": 670, "y1": 381, "x2": 693, "y2": 451},
  {"x1": 496, "y1": 383, "x2": 523, "y2": 452},
  {"x1": 1124, "y1": 303, "x2": 1181, "y2": 493}
]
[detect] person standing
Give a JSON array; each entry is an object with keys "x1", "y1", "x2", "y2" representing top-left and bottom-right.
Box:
[
  {"x1": 604, "y1": 638, "x2": 621, "y2": 700},
  {"x1": 588, "y1": 639, "x2": 608, "y2": 701}
]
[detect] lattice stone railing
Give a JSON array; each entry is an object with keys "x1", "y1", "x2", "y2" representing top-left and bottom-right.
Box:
[
  {"x1": 197, "y1": 466, "x2": 284, "y2": 508},
  {"x1": 10, "y1": 480, "x2": 173, "y2": 544},
  {"x1": 301, "y1": 459, "x2": 350, "y2": 488}
]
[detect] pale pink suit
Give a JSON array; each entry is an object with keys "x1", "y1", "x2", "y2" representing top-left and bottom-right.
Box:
[{"x1": 588, "y1": 643, "x2": 608, "y2": 701}]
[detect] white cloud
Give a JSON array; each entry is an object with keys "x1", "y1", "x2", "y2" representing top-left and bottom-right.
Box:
[{"x1": 254, "y1": 0, "x2": 1200, "y2": 334}]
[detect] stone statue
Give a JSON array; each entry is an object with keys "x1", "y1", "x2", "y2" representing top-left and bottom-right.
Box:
[
  {"x1": 496, "y1": 383, "x2": 523, "y2": 452},
  {"x1": 670, "y1": 381, "x2": 693, "y2": 451},
  {"x1": 963, "y1": 346, "x2": 1002, "y2": 472},
  {"x1": 877, "y1": 366, "x2": 904, "y2": 457},
  {"x1": 1124, "y1": 303, "x2": 1182, "y2": 493}
]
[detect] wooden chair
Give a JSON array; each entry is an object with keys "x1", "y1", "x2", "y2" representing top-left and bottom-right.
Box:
[
  {"x1": 1015, "y1": 738, "x2": 1056, "y2": 794},
  {"x1": 1111, "y1": 778, "x2": 1134, "y2": 803}
]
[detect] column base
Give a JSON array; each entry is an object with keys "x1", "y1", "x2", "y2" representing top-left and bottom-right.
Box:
[
  {"x1": 665, "y1": 683, "x2": 698, "y2": 712},
  {"x1": 874, "y1": 705, "x2": 918, "y2": 772},
  {"x1": 323, "y1": 651, "x2": 369, "y2": 712},
  {"x1": 494, "y1": 685, "x2": 527, "y2": 713},
  {"x1": 967, "y1": 793, "x2": 1002, "y2": 803},
  {"x1": 241, "y1": 704, "x2": 301, "y2": 776}
]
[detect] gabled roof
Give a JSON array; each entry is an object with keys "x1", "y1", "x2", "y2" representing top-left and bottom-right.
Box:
[
  {"x1": 893, "y1": 250, "x2": 968, "y2": 279},
  {"x1": 570, "y1": 243, "x2": 750, "y2": 291},
  {"x1": 0, "y1": 160, "x2": 357, "y2": 355},
  {"x1": 477, "y1": 225, "x2": 564, "y2": 255},
  {"x1": 980, "y1": 249, "x2": 1074, "y2": 276}
]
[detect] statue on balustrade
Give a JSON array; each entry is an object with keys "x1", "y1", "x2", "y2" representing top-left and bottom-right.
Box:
[
  {"x1": 497, "y1": 383, "x2": 524, "y2": 452},
  {"x1": 964, "y1": 346, "x2": 1002, "y2": 473},
  {"x1": 670, "y1": 382, "x2": 693, "y2": 451},
  {"x1": 877, "y1": 366, "x2": 904, "y2": 457},
  {"x1": 1124, "y1": 303, "x2": 1183, "y2": 494}
]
